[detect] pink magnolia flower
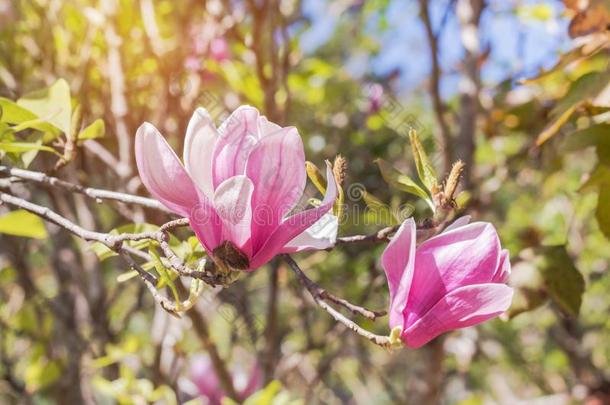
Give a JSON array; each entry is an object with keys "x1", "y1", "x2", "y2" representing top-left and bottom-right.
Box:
[
  {"x1": 208, "y1": 37, "x2": 230, "y2": 62},
  {"x1": 382, "y1": 216, "x2": 513, "y2": 348},
  {"x1": 135, "y1": 106, "x2": 338, "y2": 271},
  {"x1": 190, "y1": 355, "x2": 261, "y2": 405},
  {"x1": 366, "y1": 83, "x2": 384, "y2": 114}
]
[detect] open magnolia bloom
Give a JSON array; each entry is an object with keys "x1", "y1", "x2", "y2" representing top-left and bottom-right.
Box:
[
  {"x1": 135, "y1": 106, "x2": 338, "y2": 272},
  {"x1": 382, "y1": 216, "x2": 513, "y2": 348}
]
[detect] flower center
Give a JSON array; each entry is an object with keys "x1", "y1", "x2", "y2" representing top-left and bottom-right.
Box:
[{"x1": 212, "y1": 240, "x2": 250, "y2": 271}]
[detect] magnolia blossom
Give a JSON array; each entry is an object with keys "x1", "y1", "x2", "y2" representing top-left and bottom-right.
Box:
[
  {"x1": 367, "y1": 83, "x2": 384, "y2": 114},
  {"x1": 208, "y1": 37, "x2": 230, "y2": 62},
  {"x1": 190, "y1": 355, "x2": 261, "y2": 405},
  {"x1": 382, "y1": 216, "x2": 513, "y2": 348},
  {"x1": 135, "y1": 106, "x2": 338, "y2": 271}
]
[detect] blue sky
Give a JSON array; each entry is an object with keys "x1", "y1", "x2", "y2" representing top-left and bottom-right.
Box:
[{"x1": 299, "y1": 0, "x2": 570, "y2": 98}]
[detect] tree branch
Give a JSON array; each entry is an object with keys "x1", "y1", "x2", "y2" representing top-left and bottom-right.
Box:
[
  {"x1": 0, "y1": 165, "x2": 170, "y2": 213},
  {"x1": 282, "y1": 255, "x2": 391, "y2": 348},
  {"x1": 419, "y1": 0, "x2": 454, "y2": 173}
]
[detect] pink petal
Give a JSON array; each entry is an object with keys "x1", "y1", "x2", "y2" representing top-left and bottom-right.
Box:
[
  {"x1": 381, "y1": 218, "x2": 416, "y2": 330},
  {"x1": 280, "y1": 213, "x2": 338, "y2": 253},
  {"x1": 443, "y1": 215, "x2": 471, "y2": 233},
  {"x1": 212, "y1": 106, "x2": 261, "y2": 187},
  {"x1": 404, "y1": 222, "x2": 502, "y2": 328},
  {"x1": 258, "y1": 115, "x2": 283, "y2": 135},
  {"x1": 492, "y1": 249, "x2": 511, "y2": 283},
  {"x1": 240, "y1": 363, "x2": 262, "y2": 399},
  {"x1": 213, "y1": 175, "x2": 254, "y2": 257},
  {"x1": 402, "y1": 283, "x2": 513, "y2": 348},
  {"x1": 135, "y1": 122, "x2": 199, "y2": 217},
  {"x1": 190, "y1": 355, "x2": 224, "y2": 404},
  {"x1": 245, "y1": 127, "x2": 306, "y2": 253},
  {"x1": 249, "y1": 163, "x2": 338, "y2": 270},
  {"x1": 183, "y1": 108, "x2": 218, "y2": 198}
]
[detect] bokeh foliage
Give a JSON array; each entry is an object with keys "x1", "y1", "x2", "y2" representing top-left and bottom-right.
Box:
[{"x1": 1, "y1": 0, "x2": 610, "y2": 404}]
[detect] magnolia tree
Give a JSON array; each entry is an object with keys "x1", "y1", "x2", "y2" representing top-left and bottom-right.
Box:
[
  {"x1": 0, "y1": 99, "x2": 513, "y2": 402},
  {"x1": 1, "y1": 0, "x2": 610, "y2": 404}
]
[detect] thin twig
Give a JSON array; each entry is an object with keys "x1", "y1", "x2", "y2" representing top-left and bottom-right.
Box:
[
  {"x1": 336, "y1": 225, "x2": 398, "y2": 245},
  {"x1": 117, "y1": 250, "x2": 180, "y2": 317},
  {"x1": 282, "y1": 255, "x2": 391, "y2": 348},
  {"x1": 0, "y1": 191, "x2": 218, "y2": 314},
  {"x1": 0, "y1": 165, "x2": 170, "y2": 213}
]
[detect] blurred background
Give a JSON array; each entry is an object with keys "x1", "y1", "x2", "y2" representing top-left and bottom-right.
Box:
[{"x1": 1, "y1": 0, "x2": 610, "y2": 404}]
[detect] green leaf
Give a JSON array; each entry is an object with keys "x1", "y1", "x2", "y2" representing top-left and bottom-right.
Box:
[
  {"x1": 0, "y1": 98, "x2": 38, "y2": 123},
  {"x1": 362, "y1": 191, "x2": 400, "y2": 226},
  {"x1": 17, "y1": 78, "x2": 72, "y2": 135},
  {"x1": 149, "y1": 248, "x2": 180, "y2": 304},
  {"x1": 0, "y1": 209, "x2": 48, "y2": 239},
  {"x1": 24, "y1": 358, "x2": 62, "y2": 392},
  {"x1": 89, "y1": 242, "x2": 118, "y2": 261},
  {"x1": 597, "y1": 186, "x2": 610, "y2": 239},
  {"x1": 0, "y1": 141, "x2": 61, "y2": 156},
  {"x1": 579, "y1": 163, "x2": 610, "y2": 238},
  {"x1": 241, "y1": 381, "x2": 283, "y2": 405},
  {"x1": 376, "y1": 158, "x2": 434, "y2": 211},
  {"x1": 536, "y1": 102, "x2": 580, "y2": 146},
  {"x1": 117, "y1": 270, "x2": 139, "y2": 283},
  {"x1": 305, "y1": 161, "x2": 326, "y2": 194},
  {"x1": 552, "y1": 70, "x2": 610, "y2": 118},
  {"x1": 0, "y1": 97, "x2": 60, "y2": 135},
  {"x1": 563, "y1": 123, "x2": 610, "y2": 151},
  {"x1": 408, "y1": 129, "x2": 438, "y2": 192},
  {"x1": 538, "y1": 245, "x2": 585, "y2": 317},
  {"x1": 579, "y1": 163, "x2": 610, "y2": 192},
  {"x1": 508, "y1": 288, "x2": 548, "y2": 319},
  {"x1": 78, "y1": 118, "x2": 105, "y2": 141}
]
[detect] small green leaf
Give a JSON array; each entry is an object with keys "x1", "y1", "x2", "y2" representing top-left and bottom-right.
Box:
[
  {"x1": 0, "y1": 141, "x2": 61, "y2": 156},
  {"x1": 0, "y1": 98, "x2": 37, "y2": 123},
  {"x1": 538, "y1": 245, "x2": 585, "y2": 317},
  {"x1": 408, "y1": 129, "x2": 438, "y2": 192},
  {"x1": 536, "y1": 102, "x2": 580, "y2": 146},
  {"x1": 24, "y1": 358, "x2": 62, "y2": 392},
  {"x1": 117, "y1": 270, "x2": 139, "y2": 283},
  {"x1": 376, "y1": 158, "x2": 434, "y2": 211},
  {"x1": 18, "y1": 78, "x2": 72, "y2": 135},
  {"x1": 78, "y1": 118, "x2": 105, "y2": 141},
  {"x1": 149, "y1": 248, "x2": 180, "y2": 304},
  {"x1": 597, "y1": 186, "x2": 610, "y2": 239},
  {"x1": 508, "y1": 288, "x2": 548, "y2": 319},
  {"x1": 579, "y1": 163, "x2": 610, "y2": 192},
  {"x1": 0, "y1": 209, "x2": 48, "y2": 239},
  {"x1": 89, "y1": 242, "x2": 118, "y2": 261},
  {"x1": 552, "y1": 70, "x2": 610, "y2": 118},
  {"x1": 241, "y1": 381, "x2": 283, "y2": 405},
  {"x1": 0, "y1": 97, "x2": 60, "y2": 135},
  {"x1": 305, "y1": 161, "x2": 326, "y2": 194},
  {"x1": 362, "y1": 191, "x2": 400, "y2": 226},
  {"x1": 563, "y1": 123, "x2": 610, "y2": 151}
]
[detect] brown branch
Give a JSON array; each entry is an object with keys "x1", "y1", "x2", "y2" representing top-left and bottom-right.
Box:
[
  {"x1": 419, "y1": 0, "x2": 453, "y2": 173},
  {"x1": 455, "y1": 0, "x2": 485, "y2": 189},
  {"x1": 102, "y1": 7, "x2": 133, "y2": 175},
  {"x1": 262, "y1": 261, "x2": 280, "y2": 383},
  {"x1": 336, "y1": 225, "x2": 398, "y2": 245},
  {"x1": 0, "y1": 165, "x2": 170, "y2": 213},
  {"x1": 118, "y1": 249, "x2": 180, "y2": 317},
  {"x1": 282, "y1": 255, "x2": 391, "y2": 348},
  {"x1": 185, "y1": 302, "x2": 241, "y2": 402},
  {"x1": 0, "y1": 191, "x2": 220, "y2": 313}
]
